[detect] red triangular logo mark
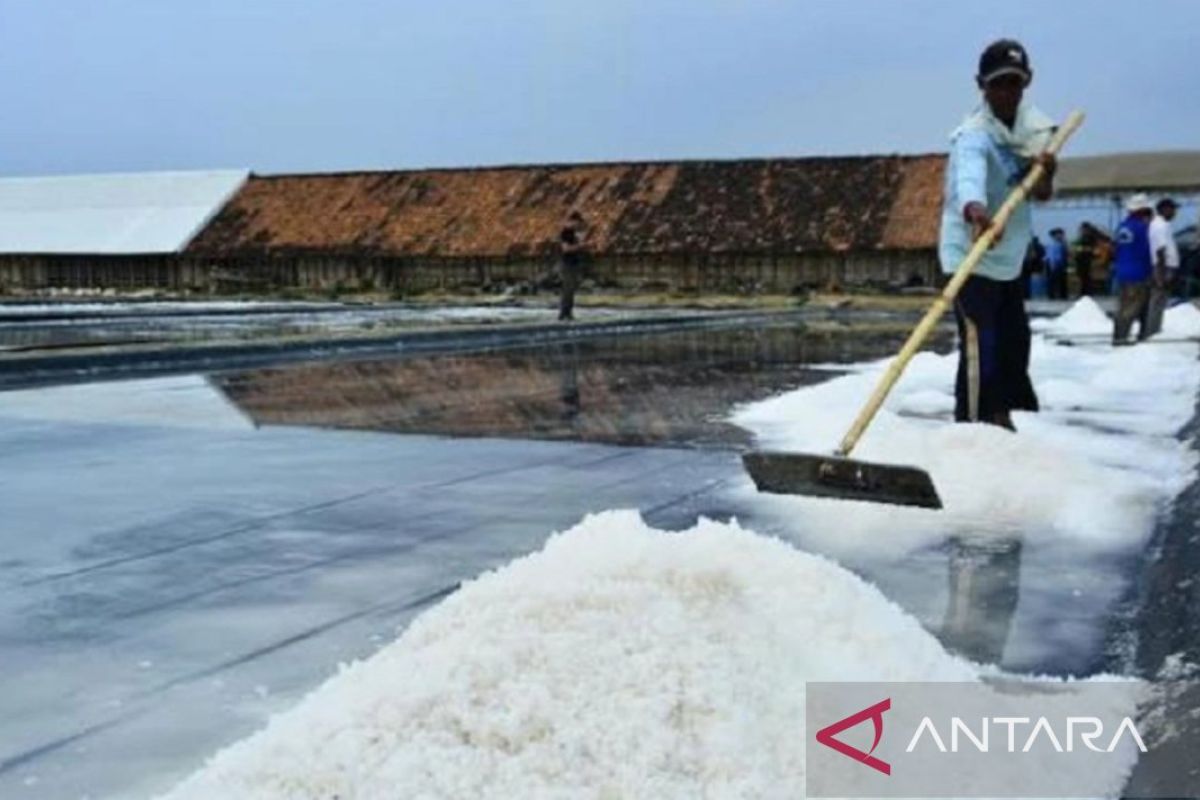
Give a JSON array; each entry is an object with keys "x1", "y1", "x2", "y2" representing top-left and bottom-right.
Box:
[{"x1": 815, "y1": 698, "x2": 892, "y2": 775}]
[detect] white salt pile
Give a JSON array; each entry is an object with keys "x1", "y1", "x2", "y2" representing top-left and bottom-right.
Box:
[
  {"x1": 159, "y1": 511, "x2": 977, "y2": 799},
  {"x1": 1029, "y1": 297, "x2": 1200, "y2": 340},
  {"x1": 1031, "y1": 295, "x2": 1111, "y2": 336},
  {"x1": 732, "y1": 298, "x2": 1200, "y2": 559},
  {"x1": 1161, "y1": 301, "x2": 1200, "y2": 337}
]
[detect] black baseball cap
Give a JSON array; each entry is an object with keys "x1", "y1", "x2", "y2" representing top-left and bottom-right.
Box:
[{"x1": 978, "y1": 39, "x2": 1032, "y2": 85}]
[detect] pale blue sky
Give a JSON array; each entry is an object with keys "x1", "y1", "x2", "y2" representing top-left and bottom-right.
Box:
[{"x1": 0, "y1": 0, "x2": 1195, "y2": 176}]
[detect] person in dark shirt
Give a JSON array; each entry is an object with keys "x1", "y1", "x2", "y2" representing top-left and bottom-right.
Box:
[
  {"x1": 1021, "y1": 235, "x2": 1046, "y2": 298},
  {"x1": 1073, "y1": 222, "x2": 1097, "y2": 296},
  {"x1": 558, "y1": 211, "x2": 586, "y2": 321}
]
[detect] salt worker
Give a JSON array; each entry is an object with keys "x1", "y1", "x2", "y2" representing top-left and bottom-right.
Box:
[
  {"x1": 939, "y1": 39, "x2": 1057, "y2": 431},
  {"x1": 558, "y1": 210, "x2": 587, "y2": 321}
]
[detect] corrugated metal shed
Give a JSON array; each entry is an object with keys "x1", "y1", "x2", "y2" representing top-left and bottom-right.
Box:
[
  {"x1": 0, "y1": 170, "x2": 249, "y2": 254},
  {"x1": 1055, "y1": 151, "x2": 1200, "y2": 197}
]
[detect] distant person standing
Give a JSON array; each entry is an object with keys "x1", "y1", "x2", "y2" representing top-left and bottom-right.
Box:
[
  {"x1": 1112, "y1": 194, "x2": 1156, "y2": 344},
  {"x1": 1091, "y1": 228, "x2": 1114, "y2": 295},
  {"x1": 1072, "y1": 222, "x2": 1097, "y2": 296},
  {"x1": 1150, "y1": 197, "x2": 1181, "y2": 297},
  {"x1": 1075, "y1": 224, "x2": 1094, "y2": 296},
  {"x1": 1045, "y1": 227, "x2": 1069, "y2": 299},
  {"x1": 1021, "y1": 235, "x2": 1046, "y2": 298},
  {"x1": 1145, "y1": 198, "x2": 1180, "y2": 335},
  {"x1": 938, "y1": 39, "x2": 1056, "y2": 431},
  {"x1": 558, "y1": 211, "x2": 587, "y2": 321}
]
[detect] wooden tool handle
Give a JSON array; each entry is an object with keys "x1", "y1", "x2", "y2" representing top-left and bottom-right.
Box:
[{"x1": 835, "y1": 110, "x2": 1086, "y2": 457}]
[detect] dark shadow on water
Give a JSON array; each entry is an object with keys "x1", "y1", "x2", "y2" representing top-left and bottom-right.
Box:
[{"x1": 215, "y1": 322, "x2": 954, "y2": 449}]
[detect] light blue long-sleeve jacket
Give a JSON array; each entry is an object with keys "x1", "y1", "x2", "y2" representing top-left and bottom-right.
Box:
[{"x1": 938, "y1": 103, "x2": 1055, "y2": 281}]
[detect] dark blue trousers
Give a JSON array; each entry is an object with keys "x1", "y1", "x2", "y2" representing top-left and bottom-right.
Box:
[{"x1": 953, "y1": 275, "x2": 1039, "y2": 423}]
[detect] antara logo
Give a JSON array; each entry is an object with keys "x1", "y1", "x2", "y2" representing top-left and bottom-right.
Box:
[
  {"x1": 814, "y1": 698, "x2": 892, "y2": 775},
  {"x1": 905, "y1": 716, "x2": 1147, "y2": 754}
]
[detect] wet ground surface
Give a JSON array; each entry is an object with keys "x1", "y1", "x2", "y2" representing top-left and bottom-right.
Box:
[
  {"x1": 0, "y1": 309, "x2": 1195, "y2": 798},
  {"x1": 0, "y1": 305, "x2": 805, "y2": 391},
  {"x1": 0, "y1": 418, "x2": 744, "y2": 799},
  {"x1": 0, "y1": 302, "x2": 560, "y2": 351}
]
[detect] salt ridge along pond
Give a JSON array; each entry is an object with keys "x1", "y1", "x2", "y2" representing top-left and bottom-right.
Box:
[
  {"x1": 159, "y1": 300, "x2": 1199, "y2": 799},
  {"x1": 733, "y1": 298, "x2": 1200, "y2": 561}
]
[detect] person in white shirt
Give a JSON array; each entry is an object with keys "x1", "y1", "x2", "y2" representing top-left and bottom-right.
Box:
[{"x1": 1146, "y1": 197, "x2": 1180, "y2": 335}]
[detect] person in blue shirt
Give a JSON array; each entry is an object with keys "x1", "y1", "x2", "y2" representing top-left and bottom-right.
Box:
[
  {"x1": 1045, "y1": 228, "x2": 1069, "y2": 299},
  {"x1": 1112, "y1": 194, "x2": 1155, "y2": 344},
  {"x1": 939, "y1": 39, "x2": 1057, "y2": 431}
]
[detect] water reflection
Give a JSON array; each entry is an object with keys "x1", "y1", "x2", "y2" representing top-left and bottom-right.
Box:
[
  {"x1": 216, "y1": 323, "x2": 954, "y2": 448},
  {"x1": 939, "y1": 536, "x2": 1024, "y2": 664},
  {"x1": 559, "y1": 341, "x2": 582, "y2": 429},
  {"x1": 0, "y1": 307, "x2": 554, "y2": 350},
  {"x1": 0, "y1": 315, "x2": 331, "y2": 349}
]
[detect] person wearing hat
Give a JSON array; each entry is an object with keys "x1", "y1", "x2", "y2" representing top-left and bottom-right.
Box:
[
  {"x1": 1112, "y1": 194, "x2": 1156, "y2": 344},
  {"x1": 939, "y1": 39, "x2": 1057, "y2": 431},
  {"x1": 1142, "y1": 199, "x2": 1180, "y2": 326}
]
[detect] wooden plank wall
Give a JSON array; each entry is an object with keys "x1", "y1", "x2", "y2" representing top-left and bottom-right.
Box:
[{"x1": 0, "y1": 251, "x2": 940, "y2": 295}]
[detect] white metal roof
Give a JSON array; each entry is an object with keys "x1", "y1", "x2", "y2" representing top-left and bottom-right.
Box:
[
  {"x1": 0, "y1": 170, "x2": 248, "y2": 254},
  {"x1": 1055, "y1": 151, "x2": 1200, "y2": 197}
]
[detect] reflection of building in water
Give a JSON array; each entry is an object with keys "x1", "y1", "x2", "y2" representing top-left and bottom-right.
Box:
[
  {"x1": 215, "y1": 325, "x2": 946, "y2": 448},
  {"x1": 939, "y1": 536, "x2": 1023, "y2": 665},
  {"x1": 558, "y1": 341, "x2": 581, "y2": 428}
]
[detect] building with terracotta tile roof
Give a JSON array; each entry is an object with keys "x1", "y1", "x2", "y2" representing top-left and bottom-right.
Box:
[{"x1": 0, "y1": 155, "x2": 946, "y2": 293}]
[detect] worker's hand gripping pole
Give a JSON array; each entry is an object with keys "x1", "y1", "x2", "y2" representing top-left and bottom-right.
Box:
[{"x1": 834, "y1": 110, "x2": 1086, "y2": 458}]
